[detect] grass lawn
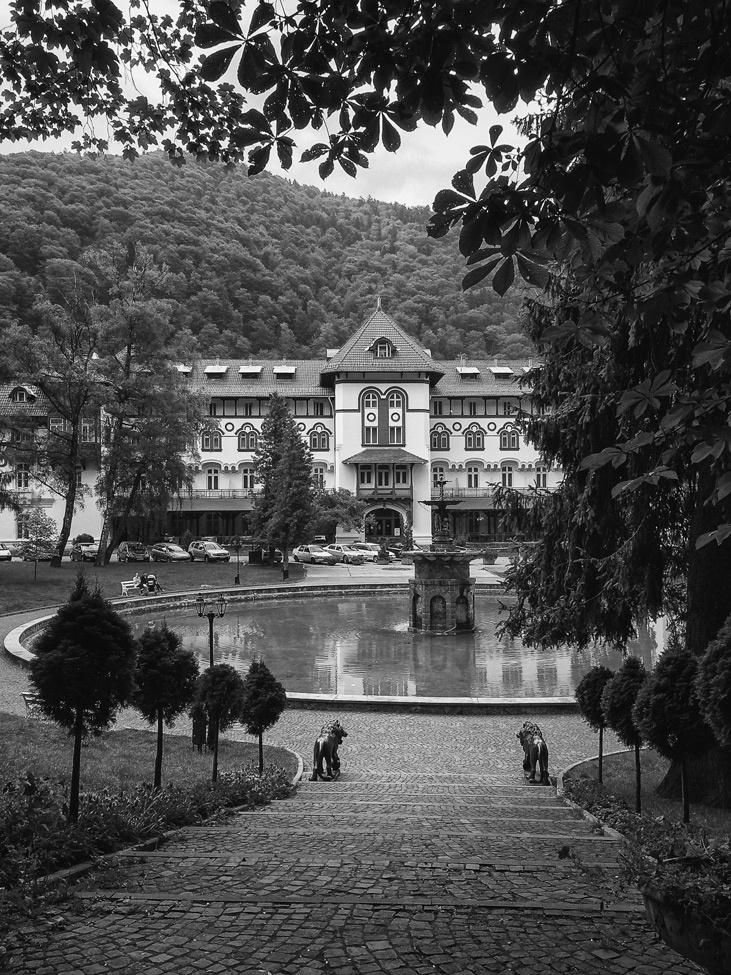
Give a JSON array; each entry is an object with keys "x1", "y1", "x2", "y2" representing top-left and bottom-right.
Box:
[
  {"x1": 0, "y1": 557, "x2": 306, "y2": 615},
  {"x1": 0, "y1": 712, "x2": 300, "y2": 792},
  {"x1": 565, "y1": 748, "x2": 731, "y2": 836}
]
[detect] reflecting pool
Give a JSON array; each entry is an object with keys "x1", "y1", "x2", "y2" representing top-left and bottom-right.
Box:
[{"x1": 149, "y1": 593, "x2": 664, "y2": 699}]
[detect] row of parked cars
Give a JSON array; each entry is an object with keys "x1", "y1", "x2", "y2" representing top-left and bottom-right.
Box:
[{"x1": 1, "y1": 537, "x2": 416, "y2": 565}]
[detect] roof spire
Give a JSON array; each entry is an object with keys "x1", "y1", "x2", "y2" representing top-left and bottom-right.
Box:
[{"x1": 376, "y1": 295, "x2": 382, "y2": 311}]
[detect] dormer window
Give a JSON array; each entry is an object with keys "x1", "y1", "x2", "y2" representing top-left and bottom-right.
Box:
[
  {"x1": 273, "y1": 365, "x2": 296, "y2": 380},
  {"x1": 373, "y1": 338, "x2": 394, "y2": 359},
  {"x1": 204, "y1": 364, "x2": 228, "y2": 380},
  {"x1": 10, "y1": 386, "x2": 34, "y2": 403}
]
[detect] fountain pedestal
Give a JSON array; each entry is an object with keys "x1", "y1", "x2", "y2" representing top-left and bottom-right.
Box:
[{"x1": 408, "y1": 551, "x2": 475, "y2": 634}]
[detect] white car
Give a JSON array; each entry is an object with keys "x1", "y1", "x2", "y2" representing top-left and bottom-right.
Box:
[
  {"x1": 292, "y1": 544, "x2": 337, "y2": 565},
  {"x1": 351, "y1": 542, "x2": 396, "y2": 562},
  {"x1": 0, "y1": 543, "x2": 11, "y2": 562},
  {"x1": 325, "y1": 544, "x2": 366, "y2": 565}
]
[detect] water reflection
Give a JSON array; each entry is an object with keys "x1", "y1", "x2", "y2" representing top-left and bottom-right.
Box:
[{"x1": 148, "y1": 594, "x2": 663, "y2": 699}]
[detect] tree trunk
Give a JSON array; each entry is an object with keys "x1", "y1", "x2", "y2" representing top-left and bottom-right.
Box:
[
  {"x1": 282, "y1": 546, "x2": 289, "y2": 582},
  {"x1": 155, "y1": 710, "x2": 164, "y2": 789},
  {"x1": 69, "y1": 710, "x2": 84, "y2": 824},
  {"x1": 680, "y1": 751, "x2": 689, "y2": 824},
  {"x1": 258, "y1": 729, "x2": 264, "y2": 774},
  {"x1": 212, "y1": 715, "x2": 219, "y2": 782},
  {"x1": 56, "y1": 429, "x2": 82, "y2": 559},
  {"x1": 598, "y1": 726, "x2": 604, "y2": 784},
  {"x1": 658, "y1": 469, "x2": 731, "y2": 806},
  {"x1": 634, "y1": 741, "x2": 641, "y2": 814}
]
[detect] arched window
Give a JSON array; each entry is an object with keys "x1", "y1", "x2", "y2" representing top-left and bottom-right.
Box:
[
  {"x1": 467, "y1": 465, "x2": 480, "y2": 489},
  {"x1": 309, "y1": 428, "x2": 330, "y2": 451},
  {"x1": 431, "y1": 427, "x2": 450, "y2": 450},
  {"x1": 205, "y1": 466, "x2": 219, "y2": 490},
  {"x1": 501, "y1": 463, "x2": 515, "y2": 488},
  {"x1": 363, "y1": 391, "x2": 378, "y2": 410},
  {"x1": 202, "y1": 430, "x2": 222, "y2": 451},
  {"x1": 374, "y1": 338, "x2": 394, "y2": 358},
  {"x1": 465, "y1": 427, "x2": 484, "y2": 450},
  {"x1": 237, "y1": 427, "x2": 257, "y2": 451},
  {"x1": 500, "y1": 427, "x2": 520, "y2": 450},
  {"x1": 312, "y1": 465, "x2": 326, "y2": 489},
  {"x1": 388, "y1": 391, "x2": 403, "y2": 409}
]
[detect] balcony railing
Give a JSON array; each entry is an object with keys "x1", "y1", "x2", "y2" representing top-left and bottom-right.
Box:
[
  {"x1": 185, "y1": 489, "x2": 257, "y2": 499},
  {"x1": 431, "y1": 486, "x2": 537, "y2": 499},
  {"x1": 355, "y1": 486, "x2": 413, "y2": 500}
]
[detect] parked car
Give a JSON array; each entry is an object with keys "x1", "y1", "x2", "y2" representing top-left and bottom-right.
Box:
[
  {"x1": 0, "y1": 543, "x2": 11, "y2": 562},
  {"x1": 188, "y1": 540, "x2": 231, "y2": 562},
  {"x1": 116, "y1": 541, "x2": 150, "y2": 562},
  {"x1": 292, "y1": 544, "x2": 337, "y2": 565},
  {"x1": 22, "y1": 541, "x2": 56, "y2": 561},
  {"x1": 150, "y1": 542, "x2": 192, "y2": 562},
  {"x1": 351, "y1": 542, "x2": 397, "y2": 562},
  {"x1": 70, "y1": 541, "x2": 99, "y2": 562},
  {"x1": 325, "y1": 543, "x2": 366, "y2": 565}
]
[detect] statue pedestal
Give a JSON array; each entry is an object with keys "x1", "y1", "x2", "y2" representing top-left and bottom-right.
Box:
[{"x1": 408, "y1": 552, "x2": 475, "y2": 634}]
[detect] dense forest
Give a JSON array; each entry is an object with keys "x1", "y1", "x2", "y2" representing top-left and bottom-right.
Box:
[{"x1": 0, "y1": 152, "x2": 533, "y2": 359}]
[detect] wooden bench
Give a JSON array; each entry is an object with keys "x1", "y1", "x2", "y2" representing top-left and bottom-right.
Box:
[
  {"x1": 120, "y1": 579, "x2": 139, "y2": 596},
  {"x1": 22, "y1": 692, "x2": 47, "y2": 720}
]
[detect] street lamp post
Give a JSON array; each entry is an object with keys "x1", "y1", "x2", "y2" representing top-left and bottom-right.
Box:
[{"x1": 195, "y1": 592, "x2": 228, "y2": 668}]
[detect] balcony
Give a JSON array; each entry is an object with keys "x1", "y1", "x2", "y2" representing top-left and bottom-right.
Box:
[
  {"x1": 185, "y1": 489, "x2": 257, "y2": 499},
  {"x1": 431, "y1": 486, "x2": 536, "y2": 499},
  {"x1": 355, "y1": 486, "x2": 413, "y2": 500}
]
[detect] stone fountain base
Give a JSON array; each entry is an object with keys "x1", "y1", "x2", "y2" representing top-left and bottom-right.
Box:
[{"x1": 408, "y1": 551, "x2": 476, "y2": 634}]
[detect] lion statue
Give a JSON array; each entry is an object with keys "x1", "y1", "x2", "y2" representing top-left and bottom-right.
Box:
[
  {"x1": 309, "y1": 719, "x2": 348, "y2": 781},
  {"x1": 516, "y1": 720, "x2": 550, "y2": 785}
]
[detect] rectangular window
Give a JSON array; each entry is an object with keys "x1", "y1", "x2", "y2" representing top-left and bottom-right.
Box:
[
  {"x1": 16, "y1": 512, "x2": 30, "y2": 539},
  {"x1": 468, "y1": 401, "x2": 478, "y2": 416},
  {"x1": 395, "y1": 467, "x2": 408, "y2": 486},
  {"x1": 81, "y1": 420, "x2": 95, "y2": 443},
  {"x1": 206, "y1": 468, "x2": 219, "y2": 490},
  {"x1": 364, "y1": 426, "x2": 378, "y2": 445},
  {"x1": 377, "y1": 467, "x2": 391, "y2": 488},
  {"x1": 389, "y1": 425, "x2": 402, "y2": 445},
  {"x1": 76, "y1": 469, "x2": 83, "y2": 487},
  {"x1": 314, "y1": 401, "x2": 325, "y2": 416},
  {"x1": 359, "y1": 467, "x2": 373, "y2": 486},
  {"x1": 431, "y1": 400, "x2": 444, "y2": 416},
  {"x1": 243, "y1": 401, "x2": 254, "y2": 417},
  {"x1": 210, "y1": 403, "x2": 218, "y2": 416},
  {"x1": 467, "y1": 468, "x2": 479, "y2": 488},
  {"x1": 450, "y1": 399, "x2": 461, "y2": 415},
  {"x1": 502, "y1": 400, "x2": 517, "y2": 416},
  {"x1": 49, "y1": 416, "x2": 66, "y2": 434}
]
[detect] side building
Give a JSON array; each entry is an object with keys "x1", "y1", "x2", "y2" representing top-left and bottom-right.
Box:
[{"x1": 0, "y1": 304, "x2": 562, "y2": 549}]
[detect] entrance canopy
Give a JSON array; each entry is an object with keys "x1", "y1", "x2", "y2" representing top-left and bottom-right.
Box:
[{"x1": 342, "y1": 448, "x2": 427, "y2": 465}]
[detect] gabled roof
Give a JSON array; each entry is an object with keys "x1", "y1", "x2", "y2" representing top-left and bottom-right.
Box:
[{"x1": 320, "y1": 303, "x2": 443, "y2": 385}]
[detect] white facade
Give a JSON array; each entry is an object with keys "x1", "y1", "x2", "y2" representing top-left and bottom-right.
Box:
[{"x1": 0, "y1": 306, "x2": 561, "y2": 548}]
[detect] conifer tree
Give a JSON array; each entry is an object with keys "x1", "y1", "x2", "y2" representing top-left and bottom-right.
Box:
[
  {"x1": 601, "y1": 658, "x2": 648, "y2": 814},
  {"x1": 133, "y1": 624, "x2": 199, "y2": 788},
  {"x1": 252, "y1": 393, "x2": 315, "y2": 581},
  {"x1": 239, "y1": 660, "x2": 287, "y2": 775},
  {"x1": 29, "y1": 582, "x2": 136, "y2": 822}
]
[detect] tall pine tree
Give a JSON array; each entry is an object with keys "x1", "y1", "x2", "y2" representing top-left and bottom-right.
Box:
[{"x1": 252, "y1": 394, "x2": 315, "y2": 581}]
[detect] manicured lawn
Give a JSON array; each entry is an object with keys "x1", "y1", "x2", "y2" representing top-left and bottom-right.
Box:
[
  {"x1": 0, "y1": 557, "x2": 305, "y2": 615},
  {"x1": 565, "y1": 748, "x2": 731, "y2": 835},
  {"x1": 0, "y1": 712, "x2": 300, "y2": 791}
]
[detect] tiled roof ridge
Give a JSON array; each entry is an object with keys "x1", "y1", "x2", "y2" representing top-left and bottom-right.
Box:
[{"x1": 322, "y1": 306, "x2": 437, "y2": 373}]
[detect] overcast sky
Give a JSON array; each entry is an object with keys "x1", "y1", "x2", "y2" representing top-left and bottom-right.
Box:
[{"x1": 0, "y1": 0, "x2": 527, "y2": 209}]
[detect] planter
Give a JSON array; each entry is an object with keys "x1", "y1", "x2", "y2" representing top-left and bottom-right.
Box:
[{"x1": 642, "y1": 886, "x2": 731, "y2": 975}]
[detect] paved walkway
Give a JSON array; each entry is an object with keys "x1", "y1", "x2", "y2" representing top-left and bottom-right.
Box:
[
  {"x1": 5, "y1": 708, "x2": 689, "y2": 975},
  {"x1": 1, "y1": 571, "x2": 689, "y2": 974}
]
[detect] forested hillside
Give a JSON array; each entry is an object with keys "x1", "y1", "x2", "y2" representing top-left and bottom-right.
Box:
[{"x1": 0, "y1": 152, "x2": 533, "y2": 359}]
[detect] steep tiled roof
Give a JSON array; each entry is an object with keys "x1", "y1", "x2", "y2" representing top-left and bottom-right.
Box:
[
  {"x1": 320, "y1": 304, "x2": 443, "y2": 383},
  {"x1": 433, "y1": 360, "x2": 537, "y2": 396},
  {"x1": 186, "y1": 359, "x2": 330, "y2": 397}
]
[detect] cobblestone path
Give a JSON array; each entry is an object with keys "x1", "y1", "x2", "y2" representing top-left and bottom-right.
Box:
[{"x1": 7, "y1": 711, "x2": 690, "y2": 975}]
